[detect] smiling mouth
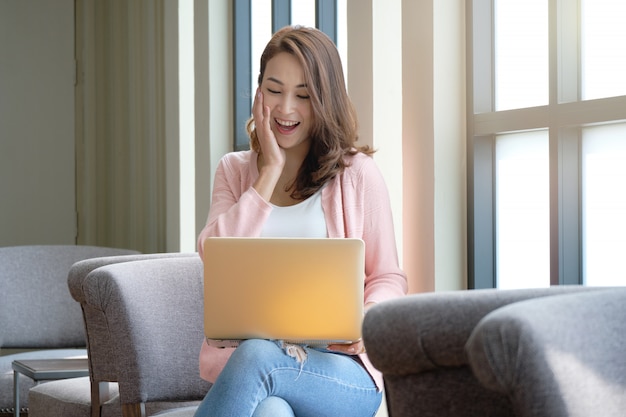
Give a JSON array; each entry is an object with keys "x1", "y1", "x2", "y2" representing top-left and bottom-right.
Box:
[{"x1": 275, "y1": 118, "x2": 300, "y2": 134}]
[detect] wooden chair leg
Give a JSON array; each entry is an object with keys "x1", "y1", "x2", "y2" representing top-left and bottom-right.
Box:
[
  {"x1": 121, "y1": 402, "x2": 146, "y2": 417},
  {"x1": 91, "y1": 381, "x2": 113, "y2": 417}
]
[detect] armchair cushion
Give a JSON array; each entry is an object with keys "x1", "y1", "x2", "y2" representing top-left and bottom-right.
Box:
[{"x1": 28, "y1": 377, "x2": 200, "y2": 417}]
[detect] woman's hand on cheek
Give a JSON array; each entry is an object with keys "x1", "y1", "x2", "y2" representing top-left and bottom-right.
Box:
[
  {"x1": 251, "y1": 88, "x2": 285, "y2": 202},
  {"x1": 253, "y1": 88, "x2": 285, "y2": 171}
]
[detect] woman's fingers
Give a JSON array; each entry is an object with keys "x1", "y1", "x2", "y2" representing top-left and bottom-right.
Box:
[
  {"x1": 252, "y1": 88, "x2": 264, "y2": 130},
  {"x1": 261, "y1": 98, "x2": 272, "y2": 135},
  {"x1": 327, "y1": 341, "x2": 365, "y2": 355},
  {"x1": 253, "y1": 89, "x2": 273, "y2": 145}
]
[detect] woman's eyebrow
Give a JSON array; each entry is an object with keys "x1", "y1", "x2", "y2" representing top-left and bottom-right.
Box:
[{"x1": 266, "y1": 76, "x2": 307, "y2": 89}]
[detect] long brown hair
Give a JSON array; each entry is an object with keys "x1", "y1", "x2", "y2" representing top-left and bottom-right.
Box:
[{"x1": 246, "y1": 26, "x2": 374, "y2": 200}]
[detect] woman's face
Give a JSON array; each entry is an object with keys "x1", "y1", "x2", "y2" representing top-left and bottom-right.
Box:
[{"x1": 260, "y1": 52, "x2": 313, "y2": 152}]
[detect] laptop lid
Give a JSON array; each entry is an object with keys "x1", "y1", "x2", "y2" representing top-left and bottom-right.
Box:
[{"x1": 202, "y1": 237, "x2": 365, "y2": 348}]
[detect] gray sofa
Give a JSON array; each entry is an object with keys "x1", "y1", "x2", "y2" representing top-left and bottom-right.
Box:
[
  {"x1": 362, "y1": 286, "x2": 626, "y2": 417},
  {"x1": 0, "y1": 245, "x2": 139, "y2": 416}
]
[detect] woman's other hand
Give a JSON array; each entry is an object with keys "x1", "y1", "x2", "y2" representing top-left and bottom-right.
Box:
[
  {"x1": 327, "y1": 340, "x2": 366, "y2": 356},
  {"x1": 327, "y1": 302, "x2": 374, "y2": 355}
]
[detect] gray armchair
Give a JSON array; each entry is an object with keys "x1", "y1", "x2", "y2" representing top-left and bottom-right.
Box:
[
  {"x1": 28, "y1": 253, "x2": 210, "y2": 417},
  {"x1": 362, "y1": 286, "x2": 620, "y2": 417},
  {"x1": 0, "y1": 245, "x2": 139, "y2": 416}
]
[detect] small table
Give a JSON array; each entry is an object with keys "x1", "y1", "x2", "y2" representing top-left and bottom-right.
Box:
[{"x1": 12, "y1": 358, "x2": 89, "y2": 417}]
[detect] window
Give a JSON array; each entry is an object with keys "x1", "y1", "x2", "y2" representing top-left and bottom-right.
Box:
[
  {"x1": 468, "y1": 0, "x2": 626, "y2": 288},
  {"x1": 233, "y1": 0, "x2": 343, "y2": 150}
]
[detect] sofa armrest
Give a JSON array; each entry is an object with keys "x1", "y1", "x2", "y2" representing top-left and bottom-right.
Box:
[
  {"x1": 362, "y1": 286, "x2": 599, "y2": 377},
  {"x1": 466, "y1": 288, "x2": 626, "y2": 417},
  {"x1": 79, "y1": 256, "x2": 210, "y2": 406}
]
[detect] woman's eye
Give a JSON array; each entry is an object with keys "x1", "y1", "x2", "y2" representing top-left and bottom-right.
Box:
[
  {"x1": 297, "y1": 95, "x2": 310, "y2": 99},
  {"x1": 267, "y1": 88, "x2": 279, "y2": 94}
]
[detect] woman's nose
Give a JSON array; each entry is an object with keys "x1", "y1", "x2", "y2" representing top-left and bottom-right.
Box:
[{"x1": 276, "y1": 94, "x2": 294, "y2": 113}]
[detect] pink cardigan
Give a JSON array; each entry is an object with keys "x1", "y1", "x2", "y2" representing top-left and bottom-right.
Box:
[{"x1": 197, "y1": 150, "x2": 408, "y2": 389}]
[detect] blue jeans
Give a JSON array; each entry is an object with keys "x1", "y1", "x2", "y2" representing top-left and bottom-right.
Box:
[{"x1": 193, "y1": 339, "x2": 382, "y2": 417}]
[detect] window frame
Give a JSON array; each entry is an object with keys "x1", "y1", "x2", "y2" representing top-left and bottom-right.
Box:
[
  {"x1": 467, "y1": 0, "x2": 626, "y2": 288},
  {"x1": 233, "y1": 0, "x2": 337, "y2": 151}
]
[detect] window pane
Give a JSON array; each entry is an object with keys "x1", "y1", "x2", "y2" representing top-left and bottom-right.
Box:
[
  {"x1": 582, "y1": 123, "x2": 626, "y2": 286},
  {"x1": 291, "y1": 0, "x2": 315, "y2": 27},
  {"x1": 496, "y1": 131, "x2": 550, "y2": 289},
  {"x1": 581, "y1": 0, "x2": 626, "y2": 100},
  {"x1": 337, "y1": 0, "x2": 347, "y2": 76},
  {"x1": 494, "y1": 0, "x2": 548, "y2": 111},
  {"x1": 251, "y1": 0, "x2": 272, "y2": 91}
]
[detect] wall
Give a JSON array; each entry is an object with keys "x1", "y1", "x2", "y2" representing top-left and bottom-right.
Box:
[{"x1": 0, "y1": 0, "x2": 76, "y2": 246}]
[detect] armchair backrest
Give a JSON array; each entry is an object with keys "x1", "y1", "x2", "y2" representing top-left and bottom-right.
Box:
[{"x1": 0, "y1": 245, "x2": 139, "y2": 349}]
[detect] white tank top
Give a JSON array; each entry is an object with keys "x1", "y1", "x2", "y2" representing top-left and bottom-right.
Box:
[{"x1": 260, "y1": 189, "x2": 328, "y2": 238}]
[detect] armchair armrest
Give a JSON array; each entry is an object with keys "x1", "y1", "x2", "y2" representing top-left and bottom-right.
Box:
[
  {"x1": 362, "y1": 286, "x2": 597, "y2": 376},
  {"x1": 68, "y1": 252, "x2": 198, "y2": 303},
  {"x1": 466, "y1": 288, "x2": 626, "y2": 417},
  {"x1": 77, "y1": 255, "x2": 210, "y2": 410}
]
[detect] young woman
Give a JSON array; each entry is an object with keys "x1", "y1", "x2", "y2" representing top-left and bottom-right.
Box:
[{"x1": 195, "y1": 26, "x2": 407, "y2": 417}]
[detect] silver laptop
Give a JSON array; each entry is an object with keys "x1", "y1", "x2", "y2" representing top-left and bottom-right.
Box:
[{"x1": 202, "y1": 237, "x2": 365, "y2": 348}]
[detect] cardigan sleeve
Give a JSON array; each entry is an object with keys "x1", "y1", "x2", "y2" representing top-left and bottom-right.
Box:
[
  {"x1": 197, "y1": 152, "x2": 273, "y2": 257},
  {"x1": 345, "y1": 154, "x2": 408, "y2": 304}
]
